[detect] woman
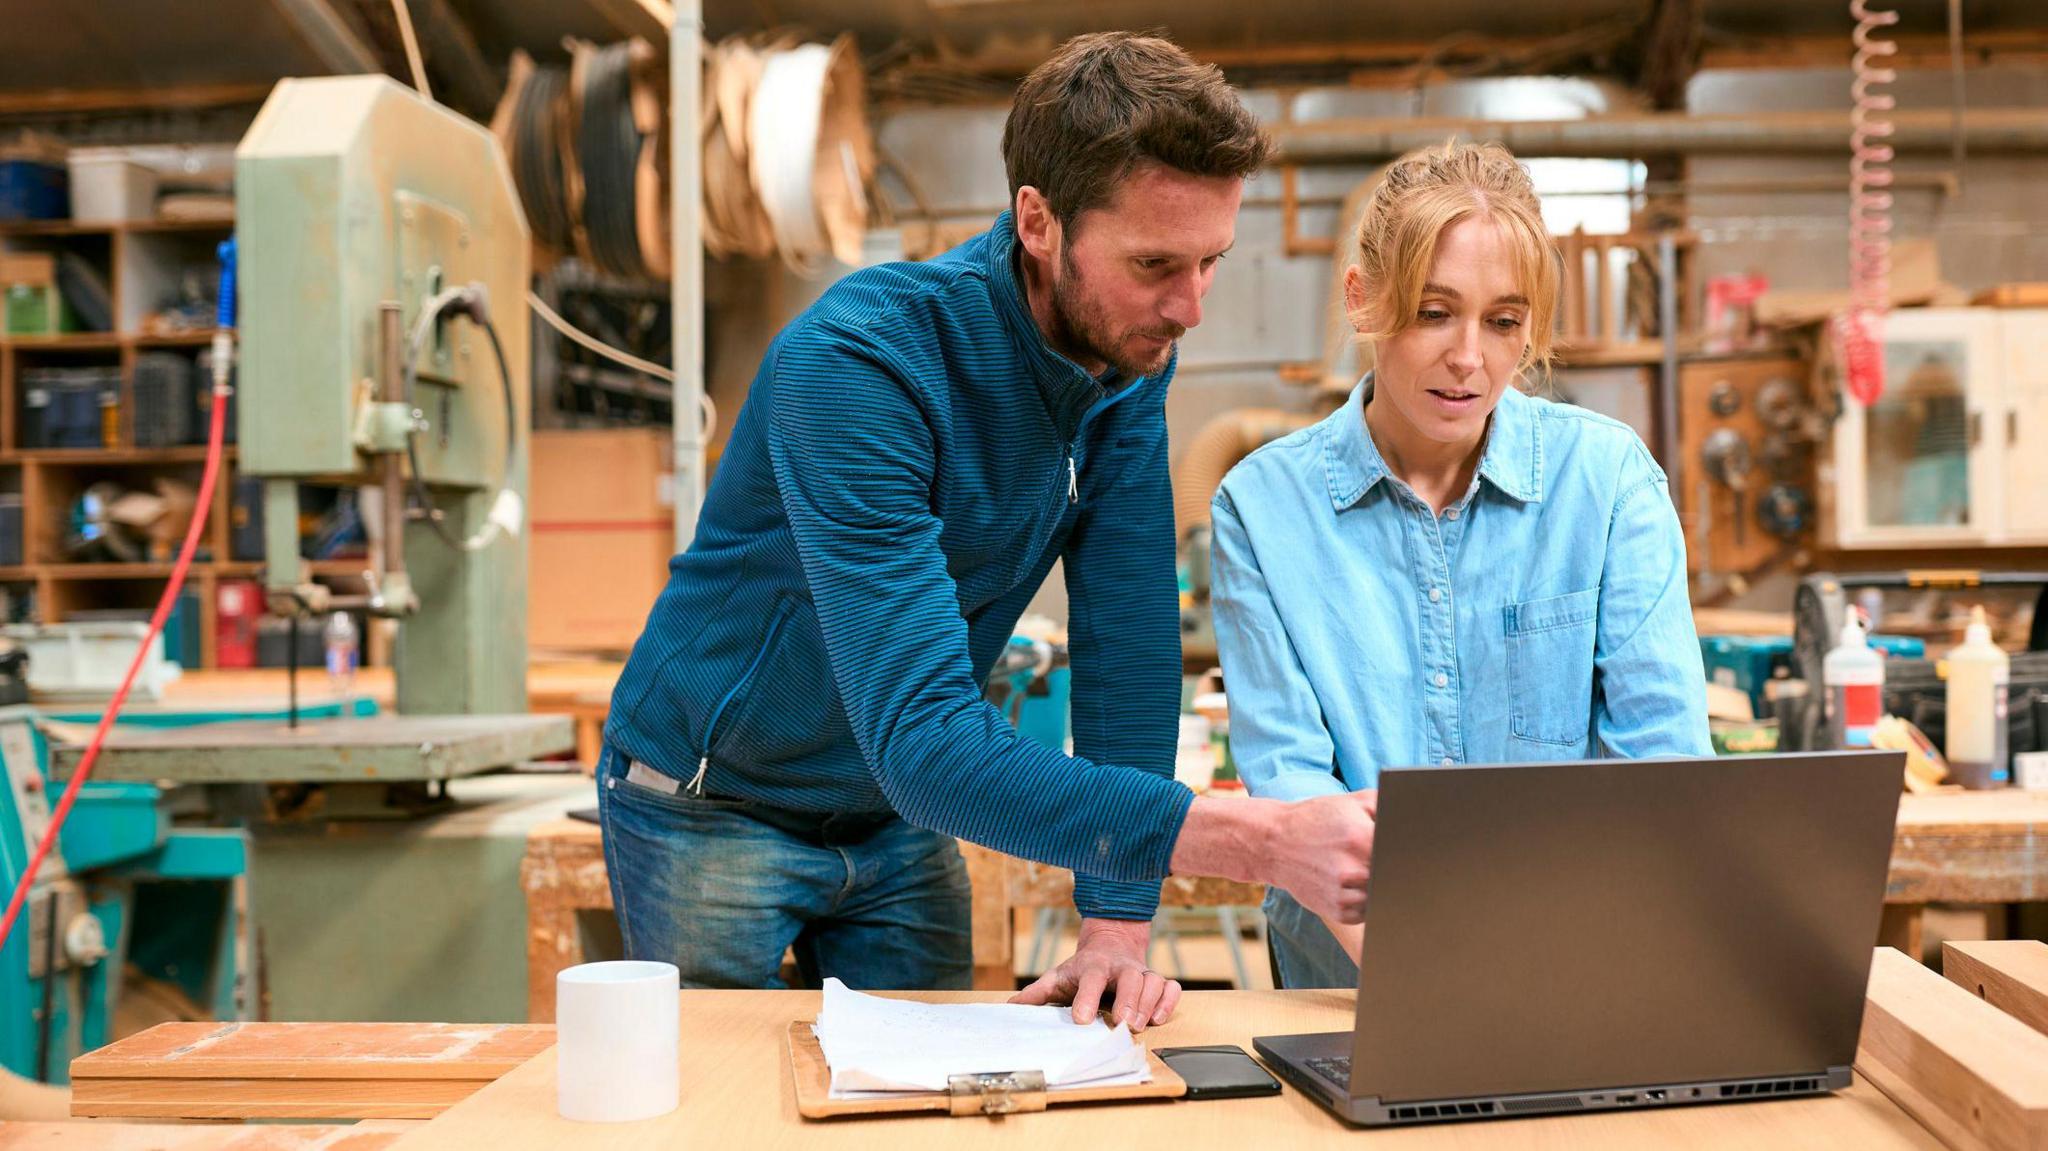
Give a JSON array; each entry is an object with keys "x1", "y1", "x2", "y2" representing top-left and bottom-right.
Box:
[{"x1": 1210, "y1": 141, "x2": 1711, "y2": 988}]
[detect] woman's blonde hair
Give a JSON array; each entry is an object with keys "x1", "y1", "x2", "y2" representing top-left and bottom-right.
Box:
[{"x1": 1350, "y1": 140, "x2": 1559, "y2": 373}]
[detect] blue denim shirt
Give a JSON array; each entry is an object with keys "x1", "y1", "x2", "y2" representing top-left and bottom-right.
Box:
[{"x1": 1210, "y1": 379, "x2": 1711, "y2": 802}]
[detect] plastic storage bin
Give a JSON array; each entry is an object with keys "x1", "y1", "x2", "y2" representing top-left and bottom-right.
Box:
[
  {"x1": 0, "y1": 494, "x2": 22, "y2": 567},
  {"x1": 1, "y1": 621, "x2": 183, "y2": 700},
  {"x1": 134, "y1": 352, "x2": 197, "y2": 446},
  {"x1": 67, "y1": 150, "x2": 158, "y2": 222},
  {"x1": 0, "y1": 159, "x2": 67, "y2": 221}
]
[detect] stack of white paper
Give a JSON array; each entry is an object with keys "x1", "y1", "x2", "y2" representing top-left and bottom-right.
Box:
[{"x1": 812, "y1": 978, "x2": 1151, "y2": 1099}]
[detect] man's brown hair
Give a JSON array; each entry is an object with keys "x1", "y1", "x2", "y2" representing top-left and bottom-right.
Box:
[{"x1": 1002, "y1": 32, "x2": 1273, "y2": 232}]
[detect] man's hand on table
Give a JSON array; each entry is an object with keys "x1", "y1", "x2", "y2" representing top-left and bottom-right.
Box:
[{"x1": 1010, "y1": 917, "x2": 1180, "y2": 1032}]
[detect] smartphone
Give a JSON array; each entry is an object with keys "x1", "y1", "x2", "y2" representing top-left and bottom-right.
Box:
[{"x1": 1156, "y1": 1044, "x2": 1283, "y2": 1100}]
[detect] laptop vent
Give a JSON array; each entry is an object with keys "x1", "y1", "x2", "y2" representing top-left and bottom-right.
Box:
[
  {"x1": 1719, "y1": 1078, "x2": 1822, "y2": 1099},
  {"x1": 1500, "y1": 1096, "x2": 1585, "y2": 1115},
  {"x1": 1389, "y1": 1101, "x2": 1499, "y2": 1121}
]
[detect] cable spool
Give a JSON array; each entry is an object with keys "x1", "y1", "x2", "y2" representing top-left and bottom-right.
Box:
[
  {"x1": 748, "y1": 35, "x2": 875, "y2": 271},
  {"x1": 578, "y1": 40, "x2": 652, "y2": 280},
  {"x1": 511, "y1": 63, "x2": 573, "y2": 252},
  {"x1": 702, "y1": 38, "x2": 777, "y2": 259},
  {"x1": 539, "y1": 34, "x2": 873, "y2": 278}
]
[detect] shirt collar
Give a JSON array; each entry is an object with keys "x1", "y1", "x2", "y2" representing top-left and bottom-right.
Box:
[
  {"x1": 982, "y1": 211, "x2": 1127, "y2": 439},
  {"x1": 1323, "y1": 375, "x2": 1544, "y2": 512}
]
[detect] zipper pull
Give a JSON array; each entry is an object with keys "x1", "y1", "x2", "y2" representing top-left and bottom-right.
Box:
[
  {"x1": 687, "y1": 756, "x2": 709, "y2": 797},
  {"x1": 1067, "y1": 455, "x2": 1079, "y2": 504}
]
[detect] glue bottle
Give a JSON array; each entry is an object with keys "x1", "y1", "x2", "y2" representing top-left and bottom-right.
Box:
[
  {"x1": 1943, "y1": 606, "x2": 2010, "y2": 788},
  {"x1": 1823, "y1": 612, "x2": 1884, "y2": 749}
]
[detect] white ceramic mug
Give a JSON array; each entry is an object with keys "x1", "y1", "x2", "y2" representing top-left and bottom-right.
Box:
[{"x1": 556, "y1": 960, "x2": 680, "y2": 1122}]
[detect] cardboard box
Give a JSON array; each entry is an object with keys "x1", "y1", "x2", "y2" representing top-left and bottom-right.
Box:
[
  {"x1": 2, "y1": 252, "x2": 73, "y2": 335},
  {"x1": 529, "y1": 428, "x2": 675, "y2": 653}
]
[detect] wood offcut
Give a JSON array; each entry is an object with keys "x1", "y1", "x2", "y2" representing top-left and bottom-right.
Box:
[
  {"x1": 1856, "y1": 946, "x2": 2048, "y2": 1151},
  {"x1": 69, "y1": 1022, "x2": 554, "y2": 1121},
  {"x1": 1943, "y1": 940, "x2": 2048, "y2": 1039}
]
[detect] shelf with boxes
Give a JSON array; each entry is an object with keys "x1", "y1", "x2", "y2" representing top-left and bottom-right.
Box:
[{"x1": 0, "y1": 212, "x2": 383, "y2": 670}]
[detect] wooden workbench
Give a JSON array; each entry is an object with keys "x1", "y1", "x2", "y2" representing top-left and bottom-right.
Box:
[
  {"x1": 520, "y1": 789, "x2": 2048, "y2": 1013},
  {"x1": 382, "y1": 986, "x2": 1942, "y2": 1150},
  {"x1": 51, "y1": 946, "x2": 2048, "y2": 1149}
]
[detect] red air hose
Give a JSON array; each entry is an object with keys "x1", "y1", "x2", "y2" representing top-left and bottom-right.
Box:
[{"x1": 0, "y1": 343, "x2": 233, "y2": 953}]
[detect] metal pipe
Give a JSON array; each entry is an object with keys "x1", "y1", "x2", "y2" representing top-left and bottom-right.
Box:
[
  {"x1": 1272, "y1": 108, "x2": 2048, "y2": 163},
  {"x1": 1949, "y1": 0, "x2": 1968, "y2": 180},
  {"x1": 377, "y1": 303, "x2": 408, "y2": 593},
  {"x1": 893, "y1": 171, "x2": 1963, "y2": 219},
  {"x1": 1656, "y1": 234, "x2": 1682, "y2": 507},
  {"x1": 671, "y1": 1, "x2": 706, "y2": 549}
]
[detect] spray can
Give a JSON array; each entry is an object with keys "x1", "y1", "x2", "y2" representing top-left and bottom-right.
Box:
[
  {"x1": 1823, "y1": 613, "x2": 1884, "y2": 749},
  {"x1": 1943, "y1": 606, "x2": 2010, "y2": 788}
]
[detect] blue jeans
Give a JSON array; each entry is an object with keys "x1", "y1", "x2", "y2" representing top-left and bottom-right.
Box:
[
  {"x1": 595, "y1": 745, "x2": 974, "y2": 990},
  {"x1": 1265, "y1": 887, "x2": 1360, "y2": 990}
]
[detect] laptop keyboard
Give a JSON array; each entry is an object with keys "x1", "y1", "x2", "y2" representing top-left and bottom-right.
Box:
[{"x1": 1305, "y1": 1055, "x2": 1351, "y2": 1087}]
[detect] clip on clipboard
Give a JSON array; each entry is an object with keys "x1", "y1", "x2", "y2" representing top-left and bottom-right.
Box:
[{"x1": 786, "y1": 1021, "x2": 1186, "y2": 1119}]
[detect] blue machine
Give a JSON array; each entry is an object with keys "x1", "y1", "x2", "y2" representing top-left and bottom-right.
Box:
[
  {"x1": 0, "y1": 706, "x2": 251, "y2": 1084},
  {"x1": 984, "y1": 636, "x2": 1071, "y2": 752}
]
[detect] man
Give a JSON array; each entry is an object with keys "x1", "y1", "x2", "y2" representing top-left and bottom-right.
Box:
[{"x1": 600, "y1": 31, "x2": 1378, "y2": 1030}]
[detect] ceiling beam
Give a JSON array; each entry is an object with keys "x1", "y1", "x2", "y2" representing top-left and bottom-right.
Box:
[
  {"x1": 403, "y1": 0, "x2": 502, "y2": 115},
  {"x1": 1701, "y1": 29, "x2": 2048, "y2": 72},
  {"x1": 270, "y1": 0, "x2": 382, "y2": 73},
  {"x1": 1632, "y1": 0, "x2": 1704, "y2": 111},
  {"x1": 1273, "y1": 107, "x2": 2048, "y2": 165},
  {"x1": 585, "y1": 0, "x2": 673, "y2": 43},
  {"x1": 0, "y1": 82, "x2": 275, "y2": 117}
]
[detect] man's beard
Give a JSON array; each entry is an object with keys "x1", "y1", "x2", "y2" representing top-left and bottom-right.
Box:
[{"x1": 1049, "y1": 246, "x2": 1182, "y2": 378}]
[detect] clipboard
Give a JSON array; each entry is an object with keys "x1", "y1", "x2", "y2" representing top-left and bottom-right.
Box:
[{"x1": 786, "y1": 1020, "x2": 1187, "y2": 1119}]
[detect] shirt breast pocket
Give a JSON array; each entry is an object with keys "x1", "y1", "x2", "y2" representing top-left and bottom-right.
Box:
[{"x1": 1503, "y1": 587, "x2": 1600, "y2": 748}]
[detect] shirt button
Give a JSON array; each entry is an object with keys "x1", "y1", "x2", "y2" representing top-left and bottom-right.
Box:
[
  {"x1": 1434, "y1": 672, "x2": 1449, "y2": 687},
  {"x1": 1445, "y1": 508, "x2": 1461, "y2": 521},
  {"x1": 1441, "y1": 756, "x2": 1455, "y2": 766},
  {"x1": 1428, "y1": 587, "x2": 1442, "y2": 603}
]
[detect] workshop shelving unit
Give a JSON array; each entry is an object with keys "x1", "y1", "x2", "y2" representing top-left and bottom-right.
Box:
[{"x1": 0, "y1": 215, "x2": 366, "y2": 668}]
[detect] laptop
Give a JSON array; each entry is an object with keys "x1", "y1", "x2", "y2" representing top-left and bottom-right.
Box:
[{"x1": 1255, "y1": 750, "x2": 1904, "y2": 1127}]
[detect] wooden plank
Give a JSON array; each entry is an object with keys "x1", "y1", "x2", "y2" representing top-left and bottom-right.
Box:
[
  {"x1": 385, "y1": 985, "x2": 1943, "y2": 1150},
  {"x1": 69, "y1": 1021, "x2": 555, "y2": 1121},
  {"x1": 70, "y1": 1076, "x2": 483, "y2": 1121},
  {"x1": 0, "y1": 1122, "x2": 415, "y2": 1151},
  {"x1": 1857, "y1": 946, "x2": 2048, "y2": 1151},
  {"x1": 72, "y1": 1022, "x2": 554, "y2": 1082},
  {"x1": 1944, "y1": 941, "x2": 2048, "y2": 1039}
]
